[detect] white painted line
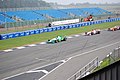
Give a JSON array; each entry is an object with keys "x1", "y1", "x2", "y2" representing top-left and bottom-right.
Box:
[
  {"x1": 26, "y1": 70, "x2": 42, "y2": 73},
  {"x1": 28, "y1": 44, "x2": 36, "y2": 47},
  {"x1": 107, "y1": 54, "x2": 109, "y2": 57},
  {"x1": 3, "y1": 49, "x2": 13, "y2": 52},
  {"x1": 35, "y1": 58, "x2": 48, "y2": 61},
  {"x1": 1, "y1": 72, "x2": 26, "y2": 80},
  {"x1": 16, "y1": 46, "x2": 25, "y2": 49},
  {"x1": 81, "y1": 33, "x2": 85, "y2": 35},
  {"x1": 39, "y1": 40, "x2": 120, "y2": 80},
  {"x1": 115, "y1": 48, "x2": 119, "y2": 50},
  {"x1": 2, "y1": 60, "x2": 63, "y2": 80},
  {"x1": 70, "y1": 40, "x2": 120, "y2": 59},
  {"x1": 39, "y1": 59, "x2": 69, "y2": 80},
  {"x1": 41, "y1": 70, "x2": 49, "y2": 74},
  {"x1": 109, "y1": 52, "x2": 112, "y2": 55},
  {"x1": 74, "y1": 35, "x2": 80, "y2": 37},
  {"x1": 3, "y1": 41, "x2": 120, "y2": 80},
  {"x1": 67, "y1": 36, "x2": 73, "y2": 39},
  {"x1": 40, "y1": 42, "x2": 46, "y2": 44},
  {"x1": 26, "y1": 70, "x2": 48, "y2": 74},
  {"x1": 61, "y1": 60, "x2": 66, "y2": 63}
]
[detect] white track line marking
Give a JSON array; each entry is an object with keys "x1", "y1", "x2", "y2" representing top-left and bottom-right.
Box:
[
  {"x1": 2, "y1": 60, "x2": 64, "y2": 80},
  {"x1": 3, "y1": 49, "x2": 13, "y2": 52},
  {"x1": 74, "y1": 35, "x2": 80, "y2": 37},
  {"x1": 61, "y1": 60, "x2": 66, "y2": 63},
  {"x1": 67, "y1": 36, "x2": 73, "y2": 39},
  {"x1": 39, "y1": 59, "x2": 68, "y2": 80},
  {"x1": 35, "y1": 58, "x2": 48, "y2": 61},
  {"x1": 70, "y1": 40, "x2": 120, "y2": 59},
  {"x1": 3, "y1": 41, "x2": 120, "y2": 80},
  {"x1": 40, "y1": 42, "x2": 46, "y2": 44},
  {"x1": 28, "y1": 44, "x2": 36, "y2": 47},
  {"x1": 26, "y1": 70, "x2": 48, "y2": 74},
  {"x1": 16, "y1": 46, "x2": 25, "y2": 49},
  {"x1": 39, "y1": 40, "x2": 120, "y2": 80}
]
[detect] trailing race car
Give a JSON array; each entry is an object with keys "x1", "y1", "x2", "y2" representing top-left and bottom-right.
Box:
[
  {"x1": 84, "y1": 29, "x2": 101, "y2": 36},
  {"x1": 47, "y1": 36, "x2": 67, "y2": 44},
  {"x1": 108, "y1": 26, "x2": 120, "y2": 31}
]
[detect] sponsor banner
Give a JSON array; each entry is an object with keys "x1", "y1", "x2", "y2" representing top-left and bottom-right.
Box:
[
  {"x1": 0, "y1": 34, "x2": 8, "y2": 40},
  {"x1": 47, "y1": 27, "x2": 53, "y2": 32},
  {"x1": 29, "y1": 30, "x2": 35, "y2": 35},
  {"x1": 39, "y1": 29, "x2": 44, "y2": 33},
  {"x1": 34, "y1": 29, "x2": 40, "y2": 34},
  {"x1": 43, "y1": 28, "x2": 48, "y2": 32},
  {"x1": 19, "y1": 32, "x2": 25, "y2": 36},
  {"x1": 52, "y1": 27, "x2": 57, "y2": 31},
  {"x1": 7, "y1": 33, "x2": 15, "y2": 38},
  {"x1": 24, "y1": 31, "x2": 30, "y2": 36},
  {"x1": 51, "y1": 19, "x2": 79, "y2": 26},
  {"x1": 56, "y1": 26, "x2": 61, "y2": 30},
  {"x1": 14, "y1": 32, "x2": 20, "y2": 37},
  {"x1": 60, "y1": 26, "x2": 65, "y2": 30}
]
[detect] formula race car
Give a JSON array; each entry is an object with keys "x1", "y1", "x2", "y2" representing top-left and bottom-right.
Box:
[
  {"x1": 108, "y1": 26, "x2": 120, "y2": 31},
  {"x1": 84, "y1": 29, "x2": 101, "y2": 36},
  {"x1": 47, "y1": 36, "x2": 67, "y2": 44}
]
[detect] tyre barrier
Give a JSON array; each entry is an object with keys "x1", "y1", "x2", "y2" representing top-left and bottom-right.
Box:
[{"x1": 0, "y1": 18, "x2": 120, "y2": 40}]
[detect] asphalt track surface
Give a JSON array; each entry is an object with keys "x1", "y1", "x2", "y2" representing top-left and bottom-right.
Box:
[{"x1": 0, "y1": 30, "x2": 120, "y2": 80}]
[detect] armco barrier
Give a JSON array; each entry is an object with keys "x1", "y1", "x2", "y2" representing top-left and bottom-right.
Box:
[
  {"x1": 19, "y1": 31, "x2": 25, "y2": 36},
  {"x1": 0, "y1": 18, "x2": 120, "y2": 40},
  {"x1": 14, "y1": 32, "x2": 20, "y2": 37},
  {"x1": 0, "y1": 34, "x2": 8, "y2": 40},
  {"x1": 34, "y1": 29, "x2": 40, "y2": 34}
]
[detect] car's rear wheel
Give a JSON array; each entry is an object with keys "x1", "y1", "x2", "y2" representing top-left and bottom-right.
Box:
[{"x1": 55, "y1": 40, "x2": 58, "y2": 43}]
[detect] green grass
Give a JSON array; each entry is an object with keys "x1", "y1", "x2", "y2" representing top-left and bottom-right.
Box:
[
  {"x1": 94, "y1": 58, "x2": 110, "y2": 72},
  {"x1": 93, "y1": 57, "x2": 120, "y2": 72},
  {"x1": 0, "y1": 21, "x2": 120, "y2": 50}
]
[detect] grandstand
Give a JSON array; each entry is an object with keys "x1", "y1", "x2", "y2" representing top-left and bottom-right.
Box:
[{"x1": 0, "y1": 8, "x2": 113, "y2": 24}]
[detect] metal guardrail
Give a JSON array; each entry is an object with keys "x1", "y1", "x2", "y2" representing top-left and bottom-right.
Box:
[
  {"x1": 67, "y1": 57, "x2": 99, "y2": 80},
  {"x1": 100, "y1": 46, "x2": 120, "y2": 66},
  {"x1": 69, "y1": 46, "x2": 120, "y2": 80},
  {"x1": 78, "y1": 47, "x2": 120, "y2": 80}
]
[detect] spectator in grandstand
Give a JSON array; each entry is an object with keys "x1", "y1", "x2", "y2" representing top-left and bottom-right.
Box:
[
  {"x1": 80, "y1": 18, "x2": 83, "y2": 22},
  {"x1": 108, "y1": 16, "x2": 111, "y2": 19},
  {"x1": 46, "y1": 23, "x2": 52, "y2": 27},
  {"x1": 48, "y1": 23, "x2": 51, "y2": 27}
]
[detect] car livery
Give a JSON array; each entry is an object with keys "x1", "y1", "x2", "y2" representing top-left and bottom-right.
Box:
[
  {"x1": 108, "y1": 26, "x2": 120, "y2": 31},
  {"x1": 47, "y1": 36, "x2": 67, "y2": 44},
  {"x1": 84, "y1": 29, "x2": 101, "y2": 36}
]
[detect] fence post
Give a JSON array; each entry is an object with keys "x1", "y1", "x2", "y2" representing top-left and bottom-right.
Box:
[{"x1": 118, "y1": 46, "x2": 120, "y2": 58}]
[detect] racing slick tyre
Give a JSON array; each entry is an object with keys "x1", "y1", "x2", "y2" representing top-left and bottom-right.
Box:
[
  {"x1": 91, "y1": 32, "x2": 94, "y2": 35},
  {"x1": 63, "y1": 37, "x2": 67, "y2": 41},
  {"x1": 55, "y1": 40, "x2": 58, "y2": 43}
]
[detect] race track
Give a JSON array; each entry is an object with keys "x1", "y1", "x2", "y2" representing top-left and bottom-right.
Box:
[{"x1": 0, "y1": 30, "x2": 120, "y2": 80}]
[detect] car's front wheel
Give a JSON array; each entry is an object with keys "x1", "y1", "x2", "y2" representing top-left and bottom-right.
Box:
[{"x1": 63, "y1": 37, "x2": 67, "y2": 41}]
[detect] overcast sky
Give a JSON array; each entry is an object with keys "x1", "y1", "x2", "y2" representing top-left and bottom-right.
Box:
[{"x1": 43, "y1": 0, "x2": 120, "y2": 5}]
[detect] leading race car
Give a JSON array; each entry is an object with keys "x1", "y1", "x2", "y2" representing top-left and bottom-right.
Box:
[
  {"x1": 108, "y1": 26, "x2": 120, "y2": 31},
  {"x1": 84, "y1": 29, "x2": 101, "y2": 36},
  {"x1": 47, "y1": 35, "x2": 67, "y2": 44}
]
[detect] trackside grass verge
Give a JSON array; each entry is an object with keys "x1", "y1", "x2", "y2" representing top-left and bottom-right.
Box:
[
  {"x1": 0, "y1": 21, "x2": 120, "y2": 50},
  {"x1": 93, "y1": 58, "x2": 120, "y2": 72}
]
